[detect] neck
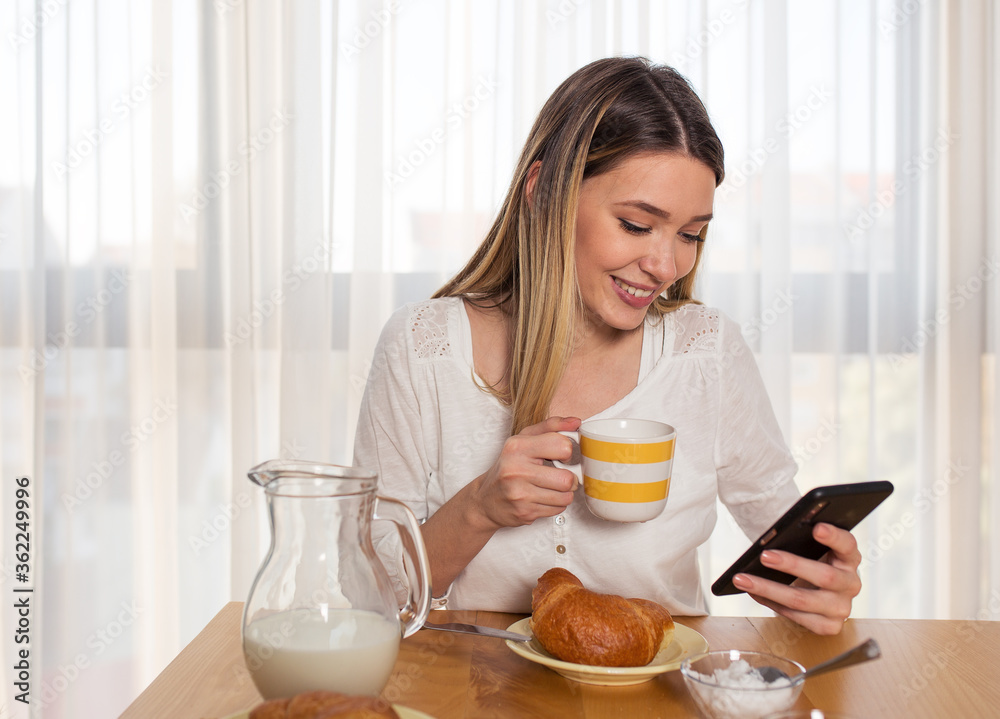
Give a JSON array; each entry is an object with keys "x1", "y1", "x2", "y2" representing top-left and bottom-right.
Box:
[{"x1": 571, "y1": 313, "x2": 644, "y2": 358}]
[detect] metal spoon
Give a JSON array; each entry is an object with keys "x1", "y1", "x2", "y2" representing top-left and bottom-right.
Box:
[
  {"x1": 759, "y1": 638, "x2": 881, "y2": 685},
  {"x1": 422, "y1": 621, "x2": 532, "y2": 642}
]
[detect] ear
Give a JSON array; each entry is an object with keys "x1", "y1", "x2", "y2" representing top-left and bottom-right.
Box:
[{"x1": 525, "y1": 160, "x2": 542, "y2": 205}]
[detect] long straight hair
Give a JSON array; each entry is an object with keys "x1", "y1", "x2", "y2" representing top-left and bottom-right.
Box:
[{"x1": 434, "y1": 57, "x2": 725, "y2": 434}]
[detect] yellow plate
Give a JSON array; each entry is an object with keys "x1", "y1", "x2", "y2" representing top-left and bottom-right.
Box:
[
  {"x1": 504, "y1": 617, "x2": 708, "y2": 686},
  {"x1": 222, "y1": 705, "x2": 433, "y2": 719}
]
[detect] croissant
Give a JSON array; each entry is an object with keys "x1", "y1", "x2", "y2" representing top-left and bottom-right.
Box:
[
  {"x1": 249, "y1": 690, "x2": 400, "y2": 719},
  {"x1": 529, "y1": 568, "x2": 675, "y2": 667}
]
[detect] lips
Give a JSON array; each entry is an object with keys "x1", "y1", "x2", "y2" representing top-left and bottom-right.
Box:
[
  {"x1": 611, "y1": 277, "x2": 659, "y2": 308},
  {"x1": 613, "y1": 277, "x2": 655, "y2": 298}
]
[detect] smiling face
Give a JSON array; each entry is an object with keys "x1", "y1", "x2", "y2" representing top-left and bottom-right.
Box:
[{"x1": 573, "y1": 152, "x2": 717, "y2": 336}]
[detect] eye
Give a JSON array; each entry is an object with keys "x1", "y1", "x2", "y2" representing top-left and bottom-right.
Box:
[
  {"x1": 679, "y1": 232, "x2": 704, "y2": 244},
  {"x1": 619, "y1": 218, "x2": 651, "y2": 235}
]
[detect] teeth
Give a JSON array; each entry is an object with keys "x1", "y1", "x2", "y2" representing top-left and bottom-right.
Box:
[{"x1": 614, "y1": 278, "x2": 653, "y2": 298}]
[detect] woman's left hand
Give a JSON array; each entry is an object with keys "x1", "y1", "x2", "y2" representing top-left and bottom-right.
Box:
[{"x1": 732, "y1": 522, "x2": 863, "y2": 635}]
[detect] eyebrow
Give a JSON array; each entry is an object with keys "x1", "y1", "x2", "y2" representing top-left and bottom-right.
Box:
[{"x1": 614, "y1": 200, "x2": 714, "y2": 223}]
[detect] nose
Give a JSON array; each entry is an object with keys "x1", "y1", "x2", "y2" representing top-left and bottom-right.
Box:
[{"x1": 638, "y1": 237, "x2": 679, "y2": 285}]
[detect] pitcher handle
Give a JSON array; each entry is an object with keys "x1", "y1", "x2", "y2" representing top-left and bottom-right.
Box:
[{"x1": 373, "y1": 496, "x2": 432, "y2": 638}]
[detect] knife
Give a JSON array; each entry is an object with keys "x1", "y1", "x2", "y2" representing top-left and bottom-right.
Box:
[{"x1": 422, "y1": 621, "x2": 532, "y2": 642}]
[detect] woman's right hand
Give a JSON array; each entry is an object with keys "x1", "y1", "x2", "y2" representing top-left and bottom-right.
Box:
[{"x1": 469, "y1": 415, "x2": 582, "y2": 530}]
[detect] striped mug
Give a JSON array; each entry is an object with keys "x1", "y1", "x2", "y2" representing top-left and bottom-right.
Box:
[{"x1": 556, "y1": 418, "x2": 676, "y2": 522}]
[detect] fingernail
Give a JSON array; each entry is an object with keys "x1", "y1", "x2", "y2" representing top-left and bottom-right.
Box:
[
  {"x1": 761, "y1": 550, "x2": 779, "y2": 565},
  {"x1": 733, "y1": 574, "x2": 752, "y2": 590},
  {"x1": 815, "y1": 523, "x2": 831, "y2": 538}
]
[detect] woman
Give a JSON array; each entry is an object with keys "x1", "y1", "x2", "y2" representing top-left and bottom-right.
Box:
[{"x1": 354, "y1": 57, "x2": 860, "y2": 635}]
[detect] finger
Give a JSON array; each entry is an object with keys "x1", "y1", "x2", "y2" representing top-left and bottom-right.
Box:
[
  {"x1": 532, "y1": 490, "x2": 577, "y2": 511},
  {"x1": 497, "y1": 465, "x2": 576, "y2": 505},
  {"x1": 508, "y1": 427, "x2": 581, "y2": 469},
  {"x1": 510, "y1": 487, "x2": 576, "y2": 522},
  {"x1": 532, "y1": 464, "x2": 579, "y2": 494},
  {"x1": 813, "y1": 523, "x2": 863, "y2": 568},
  {"x1": 518, "y1": 415, "x2": 582, "y2": 437},
  {"x1": 549, "y1": 464, "x2": 580, "y2": 492},
  {"x1": 748, "y1": 593, "x2": 847, "y2": 636},
  {"x1": 499, "y1": 497, "x2": 572, "y2": 526},
  {"x1": 734, "y1": 572, "x2": 853, "y2": 626},
  {"x1": 489, "y1": 479, "x2": 573, "y2": 525},
  {"x1": 759, "y1": 549, "x2": 861, "y2": 596}
]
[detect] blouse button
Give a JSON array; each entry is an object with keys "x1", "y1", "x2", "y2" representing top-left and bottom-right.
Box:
[
  {"x1": 554, "y1": 515, "x2": 565, "y2": 526},
  {"x1": 555, "y1": 544, "x2": 566, "y2": 554}
]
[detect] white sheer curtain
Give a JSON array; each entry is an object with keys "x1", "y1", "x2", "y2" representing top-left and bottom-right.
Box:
[{"x1": 0, "y1": 1, "x2": 996, "y2": 717}]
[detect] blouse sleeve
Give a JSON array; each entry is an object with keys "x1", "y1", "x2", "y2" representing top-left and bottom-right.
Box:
[
  {"x1": 352, "y1": 305, "x2": 437, "y2": 602},
  {"x1": 713, "y1": 312, "x2": 801, "y2": 540},
  {"x1": 353, "y1": 305, "x2": 432, "y2": 521}
]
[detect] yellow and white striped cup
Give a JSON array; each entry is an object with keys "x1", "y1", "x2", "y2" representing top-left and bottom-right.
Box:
[{"x1": 556, "y1": 418, "x2": 676, "y2": 522}]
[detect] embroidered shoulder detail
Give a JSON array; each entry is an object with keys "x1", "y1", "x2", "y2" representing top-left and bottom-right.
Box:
[
  {"x1": 409, "y1": 300, "x2": 454, "y2": 361},
  {"x1": 671, "y1": 305, "x2": 720, "y2": 356}
]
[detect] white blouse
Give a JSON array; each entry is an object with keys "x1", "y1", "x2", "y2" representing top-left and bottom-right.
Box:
[{"x1": 353, "y1": 297, "x2": 799, "y2": 615}]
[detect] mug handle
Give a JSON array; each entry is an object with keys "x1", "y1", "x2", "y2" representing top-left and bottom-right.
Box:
[
  {"x1": 551, "y1": 430, "x2": 582, "y2": 488},
  {"x1": 373, "y1": 496, "x2": 432, "y2": 638}
]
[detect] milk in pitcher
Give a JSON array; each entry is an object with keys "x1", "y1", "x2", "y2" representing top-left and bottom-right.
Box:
[{"x1": 244, "y1": 608, "x2": 401, "y2": 698}]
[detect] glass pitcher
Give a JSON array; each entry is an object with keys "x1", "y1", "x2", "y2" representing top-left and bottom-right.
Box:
[{"x1": 241, "y1": 459, "x2": 431, "y2": 699}]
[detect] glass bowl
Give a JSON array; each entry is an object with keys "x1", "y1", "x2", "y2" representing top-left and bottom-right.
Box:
[{"x1": 681, "y1": 650, "x2": 805, "y2": 719}]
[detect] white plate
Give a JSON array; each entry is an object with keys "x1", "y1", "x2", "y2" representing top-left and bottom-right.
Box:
[
  {"x1": 222, "y1": 705, "x2": 433, "y2": 719},
  {"x1": 504, "y1": 617, "x2": 709, "y2": 686}
]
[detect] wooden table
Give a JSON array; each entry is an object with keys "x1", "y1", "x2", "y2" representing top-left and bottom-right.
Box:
[{"x1": 120, "y1": 602, "x2": 1000, "y2": 718}]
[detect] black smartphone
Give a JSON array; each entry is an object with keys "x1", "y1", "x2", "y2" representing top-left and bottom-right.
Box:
[{"x1": 711, "y1": 480, "x2": 894, "y2": 596}]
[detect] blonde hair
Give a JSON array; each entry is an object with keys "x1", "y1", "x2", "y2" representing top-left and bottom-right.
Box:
[{"x1": 434, "y1": 57, "x2": 725, "y2": 434}]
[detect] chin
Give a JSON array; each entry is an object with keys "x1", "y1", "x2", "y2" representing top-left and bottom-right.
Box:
[{"x1": 594, "y1": 309, "x2": 649, "y2": 333}]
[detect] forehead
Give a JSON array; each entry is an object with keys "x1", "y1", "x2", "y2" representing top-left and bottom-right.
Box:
[{"x1": 581, "y1": 152, "x2": 716, "y2": 208}]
